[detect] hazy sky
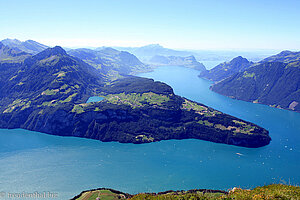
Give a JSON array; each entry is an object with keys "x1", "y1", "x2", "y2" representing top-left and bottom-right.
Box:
[{"x1": 1, "y1": 0, "x2": 300, "y2": 50}]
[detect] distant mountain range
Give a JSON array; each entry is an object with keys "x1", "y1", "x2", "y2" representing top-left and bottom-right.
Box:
[
  {"x1": 199, "y1": 56, "x2": 253, "y2": 81},
  {"x1": 0, "y1": 42, "x2": 31, "y2": 63},
  {"x1": 1, "y1": 39, "x2": 153, "y2": 79},
  {"x1": 1, "y1": 39, "x2": 48, "y2": 55},
  {"x1": 149, "y1": 55, "x2": 206, "y2": 71},
  {"x1": 114, "y1": 44, "x2": 195, "y2": 62},
  {"x1": 68, "y1": 47, "x2": 152, "y2": 79},
  {"x1": 114, "y1": 44, "x2": 278, "y2": 62},
  {"x1": 1, "y1": 38, "x2": 277, "y2": 65},
  {"x1": 210, "y1": 50, "x2": 300, "y2": 112}
]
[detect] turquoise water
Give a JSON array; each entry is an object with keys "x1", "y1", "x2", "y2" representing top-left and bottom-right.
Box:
[
  {"x1": 86, "y1": 96, "x2": 104, "y2": 103},
  {"x1": 0, "y1": 66, "x2": 300, "y2": 199}
]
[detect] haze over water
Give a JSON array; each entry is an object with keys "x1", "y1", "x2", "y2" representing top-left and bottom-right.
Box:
[{"x1": 0, "y1": 66, "x2": 299, "y2": 200}]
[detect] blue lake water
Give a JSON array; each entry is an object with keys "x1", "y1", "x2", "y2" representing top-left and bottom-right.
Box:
[
  {"x1": 0, "y1": 66, "x2": 300, "y2": 199},
  {"x1": 86, "y1": 96, "x2": 104, "y2": 103}
]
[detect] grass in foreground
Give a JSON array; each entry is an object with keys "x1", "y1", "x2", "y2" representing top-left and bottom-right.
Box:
[
  {"x1": 75, "y1": 189, "x2": 127, "y2": 200},
  {"x1": 226, "y1": 184, "x2": 300, "y2": 200},
  {"x1": 74, "y1": 184, "x2": 300, "y2": 200}
]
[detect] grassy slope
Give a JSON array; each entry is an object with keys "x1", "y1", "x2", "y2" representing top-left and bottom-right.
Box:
[
  {"x1": 74, "y1": 184, "x2": 300, "y2": 200},
  {"x1": 73, "y1": 189, "x2": 129, "y2": 200}
]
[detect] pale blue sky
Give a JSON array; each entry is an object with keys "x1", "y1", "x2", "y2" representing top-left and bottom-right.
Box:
[{"x1": 1, "y1": 0, "x2": 300, "y2": 50}]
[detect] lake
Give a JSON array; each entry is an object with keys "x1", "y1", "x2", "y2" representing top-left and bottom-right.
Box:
[
  {"x1": 86, "y1": 96, "x2": 104, "y2": 103},
  {"x1": 0, "y1": 66, "x2": 299, "y2": 200}
]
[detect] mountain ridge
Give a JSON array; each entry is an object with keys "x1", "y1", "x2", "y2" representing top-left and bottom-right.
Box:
[
  {"x1": 199, "y1": 56, "x2": 253, "y2": 82},
  {"x1": 0, "y1": 42, "x2": 31, "y2": 63},
  {"x1": 68, "y1": 47, "x2": 153, "y2": 79},
  {"x1": 1, "y1": 38, "x2": 48, "y2": 55},
  {"x1": 211, "y1": 50, "x2": 300, "y2": 112}
]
